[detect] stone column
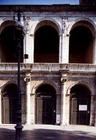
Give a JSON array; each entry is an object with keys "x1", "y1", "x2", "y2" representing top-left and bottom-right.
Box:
[
  {"x1": 60, "y1": 19, "x2": 69, "y2": 63},
  {"x1": 24, "y1": 20, "x2": 34, "y2": 63},
  {"x1": 63, "y1": 34, "x2": 69, "y2": 63},
  {"x1": 93, "y1": 39, "x2": 96, "y2": 64},
  {"x1": 59, "y1": 33, "x2": 62, "y2": 63},
  {"x1": 94, "y1": 95, "x2": 96, "y2": 126},
  {"x1": 56, "y1": 94, "x2": 61, "y2": 125},
  {"x1": 26, "y1": 77, "x2": 31, "y2": 124},
  {"x1": 24, "y1": 33, "x2": 34, "y2": 63},
  {"x1": 30, "y1": 93, "x2": 35, "y2": 124},
  {"x1": 93, "y1": 95, "x2": 96, "y2": 126},
  {"x1": 61, "y1": 78, "x2": 67, "y2": 125},
  {"x1": 90, "y1": 94, "x2": 96, "y2": 126},
  {"x1": 0, "y1": 91, "x2": 2, "y2": 124}
]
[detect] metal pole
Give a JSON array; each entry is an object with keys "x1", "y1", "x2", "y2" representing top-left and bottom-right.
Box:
[{"x1": 15, "y1": 12, "x2": 23, "y2": 140}]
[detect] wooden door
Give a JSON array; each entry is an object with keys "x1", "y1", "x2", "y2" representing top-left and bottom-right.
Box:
[
  {"x1": 2, "y1": 96, "x2": 10, "y2": 124},
  {"x1": 70, "y1": 96, "x2": 90, "y2": 125},
  {"x1": 36, "y1": 94, "x2": 56, "y2": 124},
  {"x1": 77, "y1": 99, "x2": 90, "y2": 125},
  {"x1": 70, "y1": 97, "x2": 77, "y2": 124},
  {"x1": 36, "y1": 96, "x2": 43, "y2": 124}
]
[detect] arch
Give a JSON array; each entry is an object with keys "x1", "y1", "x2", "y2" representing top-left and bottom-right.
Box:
[
  {"x1": 32, "y1": 81, "x2": 58, "y2": 94},
  {"x1": 69, "y1": 19, "x2": 95, "y2": 63},
  {"x1": 70, "y1": 19, "x2": 96, "y2": 37},
  {"x1": 1, "y1": 83, "x2": 18, "y2": 124},
  {"x1": 34, "y1": 20, "x2": 59, "y2": 63},
  {"x1": 34, "y1": 19, "x2": 60, "y2": 34},
  {"x1": 67, "y1": 81, "x2": 92, "y2": 95},
  {"x1": 35, "y1": 83, "x2": 56, "y2": 124},
  {"x1": 68, "y1": 18, "x2": 96, "y2": 35},
  {"x1": 1, "y1": 80, "x2": 16, "y2": 93},
  {"x1": 0, "y1": 20, "x2": 16, "y2": 33},
  {"x1": 69, "y1": 83, "x2": 91, "y2": 125},
  {"x1": 0, "y1": 20, "x2": 24, "y2": 63}
]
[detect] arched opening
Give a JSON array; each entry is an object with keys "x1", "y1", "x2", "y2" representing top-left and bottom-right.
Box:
[
  {"x1": 69, "y1": 21, "x2": 95, "y2": 63},
  {"x1": 0, "y1": 21, "x2": 23, "y2": 62},
  {"x1": 1, "y1": 84, "x2": 18, "y2": 124},
  {"x1": 34, "y1": 21, "x2": 59, "y2": 63},
  {"x1": 35, "y1": 84, "x2": 56, "y2": 124},
  {"x1": 70, "y1": 84, "x2": 91, "y2": 125}
]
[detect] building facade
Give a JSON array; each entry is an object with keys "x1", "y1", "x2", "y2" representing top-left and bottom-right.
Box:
[
  {"x1": 80, "y1": 0, "x2": 96, "y2": 5},
  {"x1": 0, "y1": 4, "x2": 96, "y2": 126}
]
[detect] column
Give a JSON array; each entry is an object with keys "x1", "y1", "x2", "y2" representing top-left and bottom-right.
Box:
[
  {"x1": 30, "y1": 93, "x2": 35, "y2": 124},
  {"x1": 61, "y1": 78, "x2": 67, "y2": 125},
  {"x1": 59, "y1": 33, "x2": 62, "y2": 63},
  {"x1": 60, "y1": 19, "x2": 69, "y2": 63},
  {"x1": 24, "y1": 20, "x2": 34, "y2": 63},
  {"x1": 26, "y1": 77, "x2": 31, "y2": 124},
  {"x1": 94, "y1": 95, "x2": 96, "y2": 126},
  {"x1": 93, "y1": 39, "x2": 96, "y2": 64},
  {"x1": 62, "y1": 34, "x2": 69, "y2": 63},
  {"x1": 90, "y1": 94, "x2": 96, "y2": 126},
  {"x1": 56, "y1": 94, "x2": 61, "y2": 124},
  {"x1": 24, "y1": 33, "x2": 34, "y2": 63},
  {"x1": 0, "y1": 92, "x2": 2, "y2": 124}
]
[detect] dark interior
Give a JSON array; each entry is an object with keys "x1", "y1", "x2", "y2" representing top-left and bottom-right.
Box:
[{"x1": 34, "y1": 25, "x2": 59, "y2": 63}]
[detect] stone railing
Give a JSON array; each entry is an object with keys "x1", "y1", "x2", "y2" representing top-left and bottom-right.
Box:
[
  {"x1": 61, "y1": 63, "x2": 96, "y2": 72},
  {"x1": 0, "y1": 63, "x2": 96, "y2": 73},
  {"x1": 0, "y1": 63, "x2": 31, "y2": 72},
  {"x1": 31, "y1": 63, "x2": 96, "y2": 73}
]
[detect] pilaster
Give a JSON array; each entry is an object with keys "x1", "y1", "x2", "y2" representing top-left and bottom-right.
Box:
[
  {"x1": 93, "y1": 38, "x2": 96, "y2": 64},
  {"x1": 25, "y1": 76, "x2": 31, "y2": 124},
  {"x1": 0, "y1": 90, "x2": 2, "y2": 124},
  {"x1": 24, "y1": 19, "x2": 34, "y2": 63},
  {"x1": 90, "y1": 95, "x2": 96, "y2": 126},
  {"x1": 60, "y1": 18, "x2": 69, "y2": 63},
  {"x1": 61, "y1": 74, "x2": 68, "y2": 125}
]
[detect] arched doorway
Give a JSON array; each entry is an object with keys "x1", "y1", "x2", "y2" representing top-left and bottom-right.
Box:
[
  {"x1": 2, "y1": 84, "x2": 17, "y2": 124},
  {"x1": 0, "y1": 21, "x2": 23, "y2": 62},
  {"x1": 70, "y1": 84, "x2": 91, "y2": 125},
  {"x1": 69, "y1": 21, "x2": 95, "y2": 63},
  {"x1": 35, "y1": 84, "x2": 56, "y2": 124},
  {"x1": 34, "y1": 20, "x2": 59, "y2": 63}
]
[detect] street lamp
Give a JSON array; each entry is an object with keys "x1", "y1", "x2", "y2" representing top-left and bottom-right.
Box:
[{"x1": 15, "y1": 12, "x2": 24, "y2": 140}]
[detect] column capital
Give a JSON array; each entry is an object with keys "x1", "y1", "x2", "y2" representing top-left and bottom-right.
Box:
[
  {"x1": 61, "y1": 72, "x2": 69, "y2": 84},
  {"x1": 23, "y1": 17, "x2": 32, "y2": 34},
  {"x1": 24, "y1": 75, "x2": 31, "y2": 83},
  {"x1": 61, "y1": 78, "x2": 67, "y2": 84}
]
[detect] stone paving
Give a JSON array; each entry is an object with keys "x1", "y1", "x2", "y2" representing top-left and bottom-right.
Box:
[{"x1": 0, "y1": 124, "x2": 96, "y2": 140}]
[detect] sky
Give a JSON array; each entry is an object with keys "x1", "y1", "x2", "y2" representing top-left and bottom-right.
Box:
[{"x1": 0, "y1": 0, "x2": 79, "y2": 5}]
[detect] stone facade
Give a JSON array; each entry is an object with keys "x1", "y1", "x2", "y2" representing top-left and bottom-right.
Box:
[{"x1": 0, "y1": 5, "x2": 96, "y2": 126}]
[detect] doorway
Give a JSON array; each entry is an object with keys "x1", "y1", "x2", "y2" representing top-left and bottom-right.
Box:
[
  {"x1": 2, "y1": 84, "x2": 17, "y2": 124},
  {"x1": 70, "y1": 84, "x2": 91, "y2": 125},
  {"x1": 35, "y1": 84, "x2": 56, "y2": 124}
]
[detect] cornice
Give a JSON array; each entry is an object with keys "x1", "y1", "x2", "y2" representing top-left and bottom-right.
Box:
[{"x1": 0, "y1": 5, "x2": 96, "y2": 12}]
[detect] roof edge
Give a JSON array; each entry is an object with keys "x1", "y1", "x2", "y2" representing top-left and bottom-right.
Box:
[{"x1": 0, "y1": 4, "x2": 96, "y2": 12}]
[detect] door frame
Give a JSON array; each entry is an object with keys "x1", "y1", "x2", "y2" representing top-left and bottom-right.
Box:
[
  {"x1": 70, "y1": 84, "x2": 91, "y2": 125},
  {"x1": 35, "y1": 85, "x2": 56, "y2": 124}
]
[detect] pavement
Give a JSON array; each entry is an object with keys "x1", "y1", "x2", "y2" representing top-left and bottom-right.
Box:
[{"x1": 0, "y1": 124, "x2": 96, "y2": 140}]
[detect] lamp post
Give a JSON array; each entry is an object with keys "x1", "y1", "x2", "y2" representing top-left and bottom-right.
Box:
[{"x1": 15, "y1": 12, "x2": 23, "y2": 140}]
